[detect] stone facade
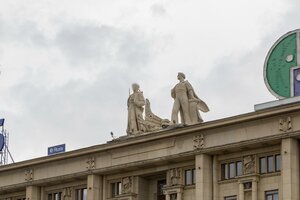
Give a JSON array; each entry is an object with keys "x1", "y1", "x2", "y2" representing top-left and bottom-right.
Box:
[{"x1": 1, "y1": 102, "x2": 300, "y2": 200}]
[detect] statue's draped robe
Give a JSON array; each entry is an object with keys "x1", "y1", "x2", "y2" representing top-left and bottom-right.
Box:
[
  {"x1": 171, "y1": 81, "x2": 209, "y2": 124},
  {"x1": 127, "y1": 91, "x2": 146, "y2": 134}
]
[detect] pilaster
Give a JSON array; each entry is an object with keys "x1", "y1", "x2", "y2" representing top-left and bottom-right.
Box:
[
  {"x1": 281, "y1": 138, "x2": 300, "y2": 200},
  {"x1": 195, "y1": 154, "x2": 213, "y2": 200},
  {"x1": 87, "y1": 174, "x2": 103, "y2": 200}
]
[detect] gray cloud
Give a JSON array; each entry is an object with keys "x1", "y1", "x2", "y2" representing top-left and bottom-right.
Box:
[
  {"x1": 0, "y1": 18, "x2": 48, "y2": 47},
  {"x1": 151, "y1": 4, "x2": 167, "y2": 17},
  {"x1": 55, "y1": 24, "x2": 153, "y2": 69},
  {"x1": 0, "y1": 0, "x2": 299, "y2": 162},
  {"x1": 8, "y1": 69, "x2": 134, "y2": 160}
]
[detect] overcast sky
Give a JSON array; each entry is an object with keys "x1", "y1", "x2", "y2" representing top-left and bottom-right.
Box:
[{"x1": 0, "y1": 0, "x2": 299, "y2": 162}]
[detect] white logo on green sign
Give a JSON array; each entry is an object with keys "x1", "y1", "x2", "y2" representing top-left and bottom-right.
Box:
[{"x1": 264, "y1": 29, "x2": 300, "y2": 99}]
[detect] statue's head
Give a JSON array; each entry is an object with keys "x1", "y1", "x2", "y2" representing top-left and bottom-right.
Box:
[
  {"x1": 177, "y1": 72, "x2": 185, "y2": 81},
  {"x1": 132, "y1": 83, "x2": 140, "y2": 92}
]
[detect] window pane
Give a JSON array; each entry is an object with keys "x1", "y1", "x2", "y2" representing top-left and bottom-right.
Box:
[
  {"x1": 157, "y1": 179, "x2": 166, "y2": 197},
  {"x1": 266, "y1": 190, "x2": 278, "y2": 200},
  {"x1": 236, "y1": 161, "x2": 242, "y2": 176},
  {"x1": 185, "y1": 170, "x2": 192, "y2": 185},
  {"x1": 83, "y1": 189, "x2": 87, "y2": 200},
  {"x1": 76, "y1": 189, "x2": 81, "y2": 200},
  {"x1": 192, "y1": 169, "x2": 196, "y2": 184},
  {"x1": 267, "y1": 156, "x2": 274, "y2": 173},
  {"x1": 275, "y1": 155, "x2": 281, "y2": 171},
  {"x1": 229, "y1": 162, "x2": 235, "y2": 178},
  {"x1": 260, "y1": 157, "x2": 267, "y2": 174},
  {"x1": 221, "y1": 164, "x2": 228, "y2": 180},
  {"x1": 112, "y1": 183, "x2": 116, "y2": 197},
  {"x1": 118, "y1": 182, "x2": 122, "y2": 195}
]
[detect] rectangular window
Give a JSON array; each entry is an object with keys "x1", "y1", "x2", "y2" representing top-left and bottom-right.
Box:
[
  {"x1": 47, "y1": 192, "x2": 62, "y2": 200},
  {"x1": 221, "y1": 163, "x2": 228, "y2": 180},
  {"x1": 260, "y1": 155, "x2": 281, "y2": 174},
  {"x1": 267, "y1": 156, "x2": 274, "y2": 173},
  {"x1": 221, "y1": 160, "x2": 242, "y2": 180},
  {"x1": 265, "y1": 190, "x2": 278, "y2": 200},
  {"x1": 224, "y1": 196, "x2": 237, "y2": 200},
  {"x1": 275, "y1": 154, "x2": 281, "y2": 172},
  {"x1": 236, "y1": 161, "x2": 242, "y2": 176},
  {"x1": 229, "y1": 162, "x2": 235, "y2": 179},
  {"x1": 185, "y1": 169, "x2": 193, "y2": 185},
  {"x1": 76, "y1": 188, "x2": 87, "y2": 200},
  {"x1": 55, "y1": 193, "x2": 62, "y2": 200},
  {"x1": 260, "y1": 157, "x2": 267, "y2": 174},
  {"x1": 111, "y1": 182, "x2": 122, "y2": 197},
  {"x1": 157, "y1": 179, "x2": 166, "y2": 200},
  {"x1": 185, "y1": 169, "x2": 196, "y2": 185}
]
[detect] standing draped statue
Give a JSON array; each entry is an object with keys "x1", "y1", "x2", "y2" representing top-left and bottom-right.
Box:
[
  {"x1": 171, "y1": 72, "x2": 209, "y2": 125},
  {"x1": 127, "y1": 83, "x2": 146, "y2": 135}
]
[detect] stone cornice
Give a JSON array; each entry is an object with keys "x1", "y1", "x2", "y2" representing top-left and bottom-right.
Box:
[
  {"x1": 0, "y1": 101, "x2": 299, "y2": 172},
  {"x1": 0, "y1": 130, "x2": 298, "y2": 192}
]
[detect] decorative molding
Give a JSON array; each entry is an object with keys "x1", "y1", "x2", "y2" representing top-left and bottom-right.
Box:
[
  {"x1": 193, "y1": 134, "x2": 204, "y2": 150},
  {"x1": 63, "y1": 187, "x2": 72, "y2": 198},
  {"x1": 86, "y1": 157, "x2": 96, "y2": 170},
  {"x1": 163, "y1": 185, "x2": 184, "y2": 196},
  {"x1": 169, "y1": 168, "x2": 182, "y2": 186},
  {"x1": 122, "y1": 176, "x2": 132, "y2": 194},
  {"x1": 25, "y1": 169, "x2": 34, "y2": 181},
  {"x1": 279, "y1": 116, "x2": 292, "y2": 132},
  {"x1": 243, "y1": 155, "x2": 256, "y2": 175}
]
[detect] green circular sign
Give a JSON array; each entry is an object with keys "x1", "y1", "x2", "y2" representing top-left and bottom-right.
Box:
[{"x1": 264, "y1": 29, "x2": 300, "y2": 99}]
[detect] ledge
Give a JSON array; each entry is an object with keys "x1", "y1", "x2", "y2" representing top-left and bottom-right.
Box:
[{"x1": 0, "y1": 100, "x2": 300, "y2": 172}]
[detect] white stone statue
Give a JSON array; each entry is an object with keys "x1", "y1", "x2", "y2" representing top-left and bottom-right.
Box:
[
  {"x1": 127, "y1": 83, "x2": 146, "y2": 135},
  {"x1": 171, "y1": 72, "x2": 209, "y2": 125}
]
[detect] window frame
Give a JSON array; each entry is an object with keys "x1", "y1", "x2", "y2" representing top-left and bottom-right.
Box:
[
  {"x1": 228, "y1": 162, "x2": 235, "y2": 179},
  {"x1": 265, "y1": 189, "x2": 278, "y2": 200},
  {"x1": 267, "y1": 156, "x2": 275, "y2": 173},
  {"x1": 259, "y1": 154, "x2": 281, "y2": 175},
  {"x1": 75, "y1": 188, "x2": 87, "y2": 200},
  {"x1": 111, "y1": 181, "x2": 122, "y2": 198},
  {"x1": 47, "y1": 191, "x2": 63, "y2": 200},
  {"x1": 157, "y1": 179, "x2": 166, "y2": 200},
  {"x1": 275, "y1": 154, "x2": 281, "y2": 172},
  {"x1": 184, "y1": 168, "x2": 196, "y2": 185},
  {"x1": 221, "y1": 160, "x2": 242, "y2": 180},
  {"x1": 236, "y1": 161, "x2": 243, "y2": 176}
]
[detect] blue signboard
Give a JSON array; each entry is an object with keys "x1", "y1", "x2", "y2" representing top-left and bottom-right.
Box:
[
  {"x1": 0, "y1": 134, "x2": 4, "y2": 151},
  {"x1": 47, "y1": 144, "x2": 66, "y2": 155}
]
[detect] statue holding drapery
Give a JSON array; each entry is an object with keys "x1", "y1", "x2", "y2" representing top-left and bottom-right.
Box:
[{"x1": 171, "y1": 72, "x2": 209, "y2": 125}]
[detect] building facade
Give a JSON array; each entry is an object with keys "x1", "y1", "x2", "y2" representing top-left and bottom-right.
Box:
[{"x1": 0, "y1": 99, "x2": 299, "y2": 200}]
